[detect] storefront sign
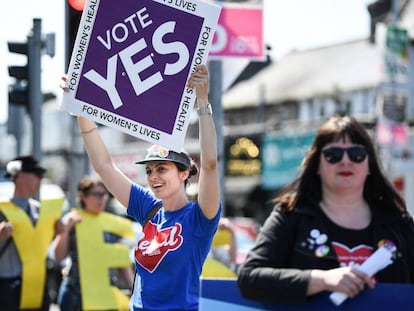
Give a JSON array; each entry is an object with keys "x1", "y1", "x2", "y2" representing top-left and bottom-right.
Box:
[{"x1": 261, "y1": 132, "x2": 314, "y2": 189}]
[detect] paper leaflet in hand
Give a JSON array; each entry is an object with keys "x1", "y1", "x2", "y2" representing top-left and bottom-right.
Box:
[{"x1": 329, "y1": 244, "x2": 395, "y2": 306}]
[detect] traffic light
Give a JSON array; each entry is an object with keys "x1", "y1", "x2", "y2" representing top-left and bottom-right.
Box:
[
  {"x1": 8, "y1": 41, "x2": 29, "y2": 110},
  {"x1": 7, "y1": 18, "x2": 56, "y2": 160},
  {"x1": 66, "y1": 0, "x2": 85, "y2": 69},
  {"x1": 8, "y1": 19, "x2": 44, "y2": 118},
  {"x1": 8, "y1": 19, "x2": 56, "y2": 116}
]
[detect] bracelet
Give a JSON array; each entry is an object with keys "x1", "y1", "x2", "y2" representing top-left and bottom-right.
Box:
[
  {"x1": 80, "y1": 126, "x2": 98, "y2": 134},
  {"x1": 197, "y1": 104, "x2": 213, "y2": 116}
]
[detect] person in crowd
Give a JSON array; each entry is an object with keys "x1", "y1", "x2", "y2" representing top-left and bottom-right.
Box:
[
  {"x1": 238, "y1": 115, "x2": 414, "y2": 303},
  {"x1": 210, "y1": 217, "x2": 237, "y2": 271},
  {"x1": 53, "y1": 175, "x2": 134, "y2": 311},
  {"x1": 62, "y1": 64, "x2": 221, "y2": 310},
  {"x1": 202, "y1": 217, "x2": 238, "y2": 278},
  {"x1": 0, "y1": 155, "x2": 61, "y2": 311}
]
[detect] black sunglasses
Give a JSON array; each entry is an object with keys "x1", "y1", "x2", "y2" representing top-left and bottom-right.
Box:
[
  {"x1": 322, "y1": 146, "x2": 368, "y2": 164},
  {"x1": 88, "y1": 191, "x2": 108, "y2": 198}
]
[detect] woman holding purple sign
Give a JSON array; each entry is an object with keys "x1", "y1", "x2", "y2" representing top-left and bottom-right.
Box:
[
  {"x1": 70, "y1": 64, "x2": 221, "y2": 310},
  {"x1": 238, "y1": 116, "x2": 414, "y2": 304}
]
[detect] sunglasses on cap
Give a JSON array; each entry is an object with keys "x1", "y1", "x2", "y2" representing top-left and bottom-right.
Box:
[{"x1": 322, "y1": 146, "x2": 368, "y2": 164}]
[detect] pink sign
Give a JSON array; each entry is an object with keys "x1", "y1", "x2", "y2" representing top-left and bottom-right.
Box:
[
  {"x1": 376, "y1": 122, "x2": 408, "y2": 146},
  {"x1": 209, "y1": 4, "x2": 264, "y2": 60}
]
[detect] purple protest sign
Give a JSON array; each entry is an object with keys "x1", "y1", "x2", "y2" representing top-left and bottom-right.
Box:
[{"x1": 62, "y1": 0, "x2": 221, "y2": 152}]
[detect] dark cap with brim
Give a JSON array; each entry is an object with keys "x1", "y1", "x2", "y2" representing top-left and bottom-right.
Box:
[
  {"x1": 135, "y1": 145, "x2": 191, "y2": 169},
  {"x1": 4, "y1": 155, "x2": 47, "y2": 178}
]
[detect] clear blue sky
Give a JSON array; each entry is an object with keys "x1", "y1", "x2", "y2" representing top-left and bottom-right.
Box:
[
  {"x1": 264, "y1": 0, "x2": 375, "y2": 58},
  {"x1": 1, "y1": 0, "x2": 375, "y2": 123}
]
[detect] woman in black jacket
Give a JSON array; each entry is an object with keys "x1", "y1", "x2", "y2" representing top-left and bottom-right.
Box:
[{"x1": 238, "y1": 115, "x2": 414, "y2": 303}]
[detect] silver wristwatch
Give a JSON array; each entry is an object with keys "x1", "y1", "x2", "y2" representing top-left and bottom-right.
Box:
[{"x1": 197, "y1": 104, "x2": 213, "y2": 116}]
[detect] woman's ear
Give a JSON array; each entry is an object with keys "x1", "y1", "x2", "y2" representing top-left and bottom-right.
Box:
[{"x1": 179, "y1": 170, "x2": 190, "y2": 181}]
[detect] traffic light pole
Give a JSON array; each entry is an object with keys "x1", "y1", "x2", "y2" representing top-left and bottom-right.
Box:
[
  {"x1": 7, "y1": 106, "x2": 25, "y2": 155},
  {"x1": 209, "y1": 0, "x2": 225, "y2": 215},
  {"x1": 29, "y1": 18, "x2": 43, "y2": 162},
  {"x1": 66, "y1": 2, "x2": 89, "y2": 207},
  {"x1": 209, "y1": 60, "x2": 225, "y2": 215},
  {"x1": 8, "y1": 18, "x2": 54, "y2": 161}
]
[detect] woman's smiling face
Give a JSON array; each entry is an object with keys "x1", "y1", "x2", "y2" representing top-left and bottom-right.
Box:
[{"x1": 145, "y1": 161, "x2": 187, "y2": 198}]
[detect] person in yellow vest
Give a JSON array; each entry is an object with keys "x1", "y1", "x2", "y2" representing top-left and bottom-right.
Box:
[
  {"x1": 0, "y1": 155, "x2": 63, "y2": 311},
  {"x1": 53, "y1": 175, "x2": 135, "y2": 311}
]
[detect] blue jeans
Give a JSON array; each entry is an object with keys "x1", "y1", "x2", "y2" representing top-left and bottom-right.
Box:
[
  {"x1": 0, "y1": 276, "x2": 50, "y2": 311},
  {"x1": 57, "y1": 278, "x2": 81, "y2": 311}
]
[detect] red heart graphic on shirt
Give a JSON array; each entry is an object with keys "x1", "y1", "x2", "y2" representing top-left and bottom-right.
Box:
[
  {"x1": 332, "y1": 242, "x2": 373, "y2": 267},
  {"x1": 135, "y1": 222, "x2": 183, "y2": 272}
]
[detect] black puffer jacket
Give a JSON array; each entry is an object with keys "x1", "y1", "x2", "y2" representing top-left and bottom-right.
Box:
[{"x1": 237, "y1": 205, "x2": 414, "y2": 303}]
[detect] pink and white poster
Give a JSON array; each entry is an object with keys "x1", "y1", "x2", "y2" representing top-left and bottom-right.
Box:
[{"x1": 209, "y1": 2, "x2": 264, "y2": 60}]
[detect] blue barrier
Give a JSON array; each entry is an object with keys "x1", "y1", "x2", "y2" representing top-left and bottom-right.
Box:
[{"x1": 200, "y1": 278, "x2": 414, "y2": 311}]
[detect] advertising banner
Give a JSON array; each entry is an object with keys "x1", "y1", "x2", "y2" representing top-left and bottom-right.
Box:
[
  {"x1": 261, "y1": 132, "x2": 314, "y2": 190},
  {"x1": 200, "y1": 279, "x2": 414, "y2": 310},
  {"x1": 384, "y1": 26, "x2": 409, "y2": 84},
  {"x1": 62, "y1": 0, "x2": 221, "y2": 151},
  {"x1": 209, "y1": 2, "x2": 264, "y2": 60}
]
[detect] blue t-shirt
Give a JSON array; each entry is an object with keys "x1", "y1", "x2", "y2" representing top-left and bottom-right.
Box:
[{"x1": 127, "y1": 184, "x2": 221, "y2": 311}]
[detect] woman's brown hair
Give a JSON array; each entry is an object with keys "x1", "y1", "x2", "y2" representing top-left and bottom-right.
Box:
[{"x1": 273, "y1": 115, "x2": 406, "y2": 216}]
